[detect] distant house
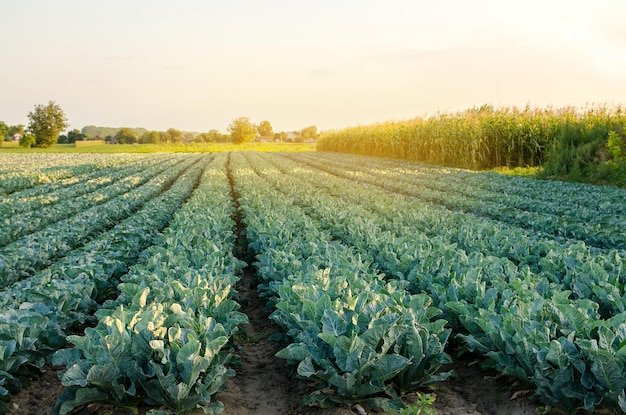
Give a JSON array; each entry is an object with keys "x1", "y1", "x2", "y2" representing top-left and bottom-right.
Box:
[
  {"x1": 11, "y1": 133, "x2": 22, "y2": 142},
  {"x1": 286, "y1": 132, "x2": 298, "y2": 142}
]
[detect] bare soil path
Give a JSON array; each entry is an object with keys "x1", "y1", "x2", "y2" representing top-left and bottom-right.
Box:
[{"x1": 216, "y1": 265, "x2": 343, "y2": 415}]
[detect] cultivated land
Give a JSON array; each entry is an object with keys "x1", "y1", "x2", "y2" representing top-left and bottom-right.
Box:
[
  {"x1": 1, "y1": 151, "x2": 625, "y2": 415},
  {"x1": 0, "y1": 141, "x2": 316, "y2": 154}
]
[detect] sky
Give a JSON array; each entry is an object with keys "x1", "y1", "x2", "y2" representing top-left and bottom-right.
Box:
[{"x1": 2, "y1": 0, "x2": 626, "y2": 133}]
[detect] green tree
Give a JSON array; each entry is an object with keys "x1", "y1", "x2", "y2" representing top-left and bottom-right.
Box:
[
  {"x1": 0, "y1": 121, "x2": 8, "y2": 141},
  {"x1": 139, "y1": 130, "x2": 161, "y2": 144},
  {"x1": 27, "y1": 101, "x2": 69, "y2": 147},
  {"x1": 19, "y1": 134, "x2": 36, "y2": 148},
  {"x1": 301, "y1": 125, "x2": 318, "y2": 141},
  {"x1": 257, "y1": 120, "x2": 273, "y2": 137},
  {"x1": 194, "y1": 129, "x2": 222, "y2": 143},
  {"x1": 215, "y1": 130, "x2": 231, "y2": 142},
  {"x1": 159, "y1": 130, "x2": 171, "y2": 143},
  {"x1": 114, "y1": 127, "x2": 139, "y2": 144},
  {"x1": 67, "y1": 129, "x2": 87, "y2": 144},
  {"x1": 228, "y1": 117, "x2": 256, "y2": 144},
  {"x1": 166, "y1": 128, "x2": 184, "y2": 144}
]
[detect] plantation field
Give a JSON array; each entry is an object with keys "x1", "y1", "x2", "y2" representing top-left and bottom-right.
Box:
[
  {"x1": 1, "y1": 152, "x2": 625, "y2": 415},
  {"x1": 0, "y1": 141, "x2": 316, "y2": 154}
]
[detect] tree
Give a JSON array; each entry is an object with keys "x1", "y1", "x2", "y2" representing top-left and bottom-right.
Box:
[
  {"x1": 0, "y1": 121, "x2": 8, "y2": 141},
  {"x1": 228, "y1": 117, "x2": 256, "y2": 144},
  {"x1": 114, "y1": 127, "x2": 139, "y2": 144},
  {"x1": 166, "y1": 128, "x2": 184, "y2": 144},
  {"x1": 27, "y1": 101, "x2": 69, "y2": 147},
  {"x1": 301, "y1": 125, "x2": 318, "y2": 141},
  {"x1": 257, "y1": 120, "x2": 273, "y2": 137},
  {"x1": 139, "y1": 130, "x2": 161, "y2": 144},
  {"x1": 159, "y1": 130, "x2": 171, "y2": 144},
  {"x1": 193, "y1": 129, "x2": 220, "y2": 143},
  {"x1": 19, "y1": 134, "x2": 36, "y2": 148},
  {"x1": 67, "y1": 129, "x2": 87, "y2": 144}
]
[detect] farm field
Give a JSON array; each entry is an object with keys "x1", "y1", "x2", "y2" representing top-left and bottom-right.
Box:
[
  {"x1": 1, "y1": 151, "x2": 625, "y2": 415},
  {"x1": 0, "y1": 141, "x2": 316, "y2": 154}
]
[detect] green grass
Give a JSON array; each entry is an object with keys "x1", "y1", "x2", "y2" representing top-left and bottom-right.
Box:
[
  {"x1": 0, "y1": 141, "x2": 316, "y2": 153},
  {"x1": 490, "y1": 166, "x2": 542, "y2": 177}
]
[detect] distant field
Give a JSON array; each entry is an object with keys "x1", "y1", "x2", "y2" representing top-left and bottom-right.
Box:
[{"x1": 0, "y1": 141, "x2": 316, "y2": 153}]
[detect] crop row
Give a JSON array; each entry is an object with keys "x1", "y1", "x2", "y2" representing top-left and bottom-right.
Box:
[
  {"x1": 300, "y1": 152, "x2": 626, "y2": 217},
  {"x1": 51, "y1": 153, "x2": 247, "y2": 415},
  {"x1": 230, "y1": 152, "x2": 451, "y2": 410},
  {"x1": 0, "y1": 154, "x2": 182, "y2": 246},
  {"x1": 291, "y1": 152, "x2": 626, "y2": 251},
  {"x1": 243, "y1": 152, "x2": 626, "y2": 413},
  {"x1": 0, "y1": 155, "x2": 209, "y2": 413},
  {"x1": 0, "y1": 153, "x2": 148, "y2": 195},
  {"x1": 0, "y1": 155, "x2": 202, "y2": 288},
  {"x1": 1, "y1": 151, "x2": 624, "y2": 414},
  {"x1": 0, "y1": 153, "x2": 172, "y2": 219},
  {"x1": 265, "y1": 153, "x2": 624, "y2": 313}
]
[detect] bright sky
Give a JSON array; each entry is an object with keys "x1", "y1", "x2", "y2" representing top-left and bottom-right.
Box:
[{"x1": 2, "y1": 0, "x2": 625, "y2": 133}]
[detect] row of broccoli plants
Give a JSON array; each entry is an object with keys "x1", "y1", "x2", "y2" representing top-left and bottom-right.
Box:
[
  {"x1": 302, "y1": 151, "x2": 626, "y2": 218},
  {"x1": 293, "y1": 152, "x2": 623, "y2": 251},
  {"x1": 0, "y1": 153, "x2": 145, "y2": 195},
  {"x1": 264, "y1": 153, "x2": 625, "y2": 319},
  {"x1": 0, "y1": 155, "x2": 210, "y2": 414},
  {"x1": 250, "y1": 153, "x2": 626, "y2": 413},
  {"x1": 0, "y1": 154, "x2": 181, "y2": 246},
  {"x1": 283, "y1": 153, "x2": 624, "y2": 303},
  {"x1": 271, "y1": 153, "x2": 626, "y2": 321},
  {"x1": 51, "y1": 153, "x2": 247, "y2": 415},
  {"x1": 0, "y1": 153, "x2": 170, "y2": 219},
  {"x1": 0, "y1": 154, "x2": 202, "y2": 288},
  {"x1": 294, "y1": 152, "x2": 626, "y2": 251},
  {"x1": 229, "y1": 152, "x2": 451, "y2": 411},
  {"x1": 304, "y1": 151, "x2": 626, "y2": 251}
]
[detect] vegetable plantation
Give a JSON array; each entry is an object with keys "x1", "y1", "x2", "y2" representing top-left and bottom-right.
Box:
[{"x1": 0, "y1": 151, "x2": 625, "y2": 415}]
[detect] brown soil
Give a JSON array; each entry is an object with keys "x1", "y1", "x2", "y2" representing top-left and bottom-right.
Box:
[
  {"x1": 6, "y1": 366, "x2": 65, "y2": 415},
  {"x1": 216, "y1": 266, "x2": 331, "y2": 415}
]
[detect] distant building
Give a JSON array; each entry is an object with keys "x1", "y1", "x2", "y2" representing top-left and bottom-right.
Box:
[{"x1": 11, "y1": 133, "x2": 22, "y2": 141}]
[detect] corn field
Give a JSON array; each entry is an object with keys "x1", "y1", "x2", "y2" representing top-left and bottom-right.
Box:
[{"x1": 317, "y1": 105, "x2": 626, "y2": 170}]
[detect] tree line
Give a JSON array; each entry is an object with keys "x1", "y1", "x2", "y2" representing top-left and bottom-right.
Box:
[
  {"x1": 226, "y1": 117, "x2": 317, "y2": 144},
  {"x1": 107, "y1": 118, "x2": 318, "y2": 145},
  {"x1": 2, "y1": 102, "x2": 319, "y2": 148}
]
